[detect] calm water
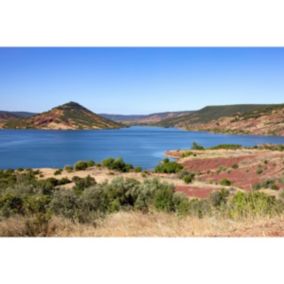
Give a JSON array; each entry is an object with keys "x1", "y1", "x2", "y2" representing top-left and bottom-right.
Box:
[{"x1": 1, "y1": 126, "x2": 284, "y2": 169}]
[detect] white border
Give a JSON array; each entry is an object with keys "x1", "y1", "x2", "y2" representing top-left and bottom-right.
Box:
[
  {"x1": 0, "y1": 0, "x2": 284, "y2": 46},
  {"x1": 0, "y1": 238, "x2": 283, "y2": 284},
  {"x1": 0, "y1": 1, "x2": 284, "y2": 284}
]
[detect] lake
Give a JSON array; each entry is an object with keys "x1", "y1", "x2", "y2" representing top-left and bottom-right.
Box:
[{"x1": 1, "y1": 126, "x2": 284, "y2": 169}]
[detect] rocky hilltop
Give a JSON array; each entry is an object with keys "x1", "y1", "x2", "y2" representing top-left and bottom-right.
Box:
[{"x1": 1, "y1": 102, "x2": 123, "y2": 130}]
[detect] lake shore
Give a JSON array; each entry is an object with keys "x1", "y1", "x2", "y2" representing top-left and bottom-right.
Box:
[
  {"x1": 1, "y1": 145, "x2": 284, "y2": 237},
  {"x1": 2, "y1": 126, "x2": 284, "y2": 170}
]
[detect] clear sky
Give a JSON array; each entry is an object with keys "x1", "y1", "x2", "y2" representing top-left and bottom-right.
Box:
[{"x1": 0, "y1": 48, "x2": 284, "y2": 114}]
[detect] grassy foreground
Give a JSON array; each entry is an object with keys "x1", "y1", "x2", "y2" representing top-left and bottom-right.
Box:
[
  {"x1": 1, "y1": 212, "x2": 284, "y2": 237},
  {"x1": 1, "y1": 162, "x2": 284, "y2": 237}
]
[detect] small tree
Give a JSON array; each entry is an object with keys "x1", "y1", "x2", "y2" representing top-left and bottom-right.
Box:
[{"x1": 192, "y1": 142, "x2": 205, "y2": 150}]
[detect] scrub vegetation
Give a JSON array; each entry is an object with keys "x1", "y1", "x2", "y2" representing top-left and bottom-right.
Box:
[{"x1": 0, "y1": 164, "x2": 284, "y2": 236}]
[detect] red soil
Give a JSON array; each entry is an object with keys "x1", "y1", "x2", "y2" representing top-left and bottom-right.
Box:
[
  {"x1": 183, "y1": 156, "x2": 254, "y2": 172},
  {"x1": 176, "y1": 185, "x2": 215, "y2": 198},
  {"x1": 202, "y1": 158, "x2": 284, "y2": 191}
]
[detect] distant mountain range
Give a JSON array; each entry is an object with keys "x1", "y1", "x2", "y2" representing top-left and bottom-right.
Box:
[
  {"x1": 100, "y1": 111, "x2": 194, "y2": 125},
  {"x1": 0, "y1": 111, "x2": 36, "y2": 119},
  {"x1": 1, "y1": 102, "x2": 284, "y2": 135},
  {"x1": 0, "y1": 102, "x2": 122, "y2": 130}
]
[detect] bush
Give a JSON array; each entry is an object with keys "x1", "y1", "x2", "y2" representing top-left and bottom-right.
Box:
[
  {"x1": 173, "y1": 192, "x2": 190, "y2": 216},
  {"x1": 58, "y1": 177, "x2": 71, "y2": 186},
  {"x1": 191, "y1": 142, "x2": 204, "y2": 150},
  {"x1": 179, "y1": 170, "x2": 195, "y2": 184},
  {"x1": 102, "y1": 157, "x2": 134, "y2": 172},
  {"x1": 228, "y1": 191, "x2": 283, "y2": 218},
  {"x1": 49, "y1": 190, "x2": 81, "y2": 221},
  {"x1": 253, "y1": 179, "x2": 279, "y2": 190},
  {"x1": 73, "y1": 160, "x2": 96, "y2": 171},
  {"x1": 210, "y1": 144, "x2": 242, "y2": 150},
  {"x1": 134, "y1": 179, "x2": 174, "y2": 212},
  {"x1": 210, "y1": 189, "x2": 229, "y2": 207},
  {"x1": 232, "y1": 164, "x2": 239, "y2": 169},
  {"x1": 24, "y1": 195, "x2": 51, "y2": 215},
  {"x1": 87, "y1": 160, "x2": 95, "y2": 167},
  {"x1": 0, "y1": 194, "x2": 25, "y2": 217},
  {"x1": 187, "y1": 199, "x2": 211, "y2": 218},
  {"x1": 154, "y1": 159, "x2": 183, "y2": 174},
  {"x1": 73, "y1": 175, "x2": 97, "y2": 195},
  {"x1": 64, "y1": 165, "x2": 73, "y2": 173},
  {"x1": 153, "y1": 186, "x2": 175, "y2": 212},
  {"x1": 134, "y1": 167, "x2": 142, "y2": 173},
  {"x1": 54, "y1": 169, "x2": 63, "y2": 176},
  {"x1": 74, "y1": 161, "x2": 89, "y2": 171},
  {"x1": 256, "y1": 166, "x2": 263, "y2": 175},
  {"x1": 105, "y1": 178, "x2": 141, "y2": 210},
  {"x1": 220, "y1": 179, "x2": 232, "y2": 186},
  {"x1": 181, "y1": 151, "x2": 196, "y2": 158}
]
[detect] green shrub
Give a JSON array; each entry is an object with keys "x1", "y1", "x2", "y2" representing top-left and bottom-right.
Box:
[
  {"x1": 183, "y1": 175, "x2": 193, "y2": 184},
  {"x1": 58, "y1": 177, "x2": 71, "y2": 186},
  {"x1": 134, "y1": 179, "x2": 174, "y2": 212},
  {"x1": 173, "y1": 192, "x2": 190, "y2": 216},
  {"x1": 178, "y1": 170, "x2": 195, "y2": 184},
  {"x1": 49, "y1": 190, "x2": 81, "y2": 221},
  {"x1": 181, "y1": 151, "x2": 196, "y2": 158},
  {"x1": 253, "y1": 179, "x2": 279, "y2": 190},
  {"x1": 64, "y1": 165, "x2": 73, "y2": 173},
  {"x1": 153, "y1": 186, "x2": 175, "y2": 212},
  {"x1": 105, "y1": 178, "x2": 141, "y2": 210},
  {"x1": 134, "y1": 167, "x2": 142, "y2": 173},
  {"x1": 87, "y1": 160, "x2": 95, "y2": 167},
  {"x1": 73, "y1": 175, "x2": 97, "y2": 195},
  {"x1": 187, "y1": 199, "x2": 211, "y2": 218},
  {"x1": 80, "y1": 185, "x2": 108, "y2": 216},
  {"x1": 102, "y1": 157, "x2": 134, "y2": 172},
  {"x1": 24, "y1": 195, "x2": 51, "y2": 215},
  {"x1": 210, "y1": 189, "x2": 229, "y2": 207},
  {"x1": 256, "y1": 168, "x2": 263, "y2": 175},
  {"x1": 232, "y1": 164, "x2": 239, "y2": 169},
  {"x1": 191, "y1": 142, "x2": 204, "y2": 150},
  {"x1": 74, "y1": 161, "x2": 89, "y2": 171},
  {"x1": 210, "y1": 144, "x2": 242, "y2": 150},
  {"x1": 54, "y1": 169, "x2": 63, "y2": 176},
  {"x1": 220, "y1": 179, "x2": 232, "y2": 186},
  {"x1": 154, "y1": 159, "x2": 183, "y2": 174},
  {"x1": 0, "y1": 194, "x2": 25, "y2": 217},
  {"x1": 228, "y1": 191, "x2": 283, "y2": 218}
]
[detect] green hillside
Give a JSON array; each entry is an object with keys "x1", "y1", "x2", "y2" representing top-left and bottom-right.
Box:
[{"x1": 158, "y1": 104, "x2": 278, "y2": 127}]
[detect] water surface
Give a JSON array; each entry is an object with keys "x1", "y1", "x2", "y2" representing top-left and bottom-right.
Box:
[{"x1": 1, "y1": 126, "x2": 284, "y2": 169}]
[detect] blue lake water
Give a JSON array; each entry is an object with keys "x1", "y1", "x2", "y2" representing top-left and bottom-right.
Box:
[{"x1": 1, "y1": 126, "x2": 284, "y2": 169}]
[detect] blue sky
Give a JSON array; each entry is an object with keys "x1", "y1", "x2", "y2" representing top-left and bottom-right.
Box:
[{"x1": 0, "y1": 48, "x2": 284, "y2": 114}]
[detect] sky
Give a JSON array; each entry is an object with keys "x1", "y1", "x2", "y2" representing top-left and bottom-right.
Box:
[{"x1": 0, "y1": 48, "x2": 284, "y2": 114}]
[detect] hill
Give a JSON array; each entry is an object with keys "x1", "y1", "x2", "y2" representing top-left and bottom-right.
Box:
[
  {"x1": 1, "y1": 102, "x2": 123, "y2": 130},
  {"x1": 0, "y1": 111, "x2": 36, "y2": 120},
  {"x1": 101, "y1": 111, "x2": 193, "y2": 125},
  {"x1": 159, "y1": 104, "x2": 284, "y2": 135}
]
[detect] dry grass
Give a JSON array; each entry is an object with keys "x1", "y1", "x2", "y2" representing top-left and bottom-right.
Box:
[
  {"x1": 37, "y1": 167, "x2": 186, "y2": 189},
  {"x1": 1, "y1": 212, "x2": 284, "y2": 237}
]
